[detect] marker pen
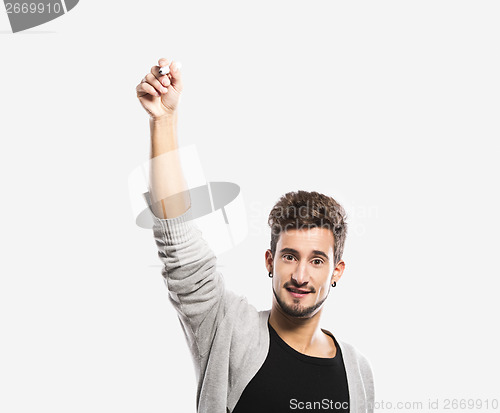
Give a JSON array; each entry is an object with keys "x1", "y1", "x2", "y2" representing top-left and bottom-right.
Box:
[{"x1": 159, "y1": 62, "x2": 181, "y2": 76}]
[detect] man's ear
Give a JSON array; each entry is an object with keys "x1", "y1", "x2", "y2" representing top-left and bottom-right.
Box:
[
  {"x1": 265, "y1": 249, "x2": 274, "y2": 273},
  {"x1": 331, "y1": 260, "x2": 346, "y2": 284}
]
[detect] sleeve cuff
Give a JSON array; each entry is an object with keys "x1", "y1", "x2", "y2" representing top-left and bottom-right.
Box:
[
  {"x1": 149, "y1": 205, "x2": 199, "y2": 245},
  {"x1": 143, "y1": 190, "x2": 199, "y2": 244}
]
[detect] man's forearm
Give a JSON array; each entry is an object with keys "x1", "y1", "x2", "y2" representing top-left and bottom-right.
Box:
[{"x1": 148, "y1": 112, "x2": 191, "y2": 219}]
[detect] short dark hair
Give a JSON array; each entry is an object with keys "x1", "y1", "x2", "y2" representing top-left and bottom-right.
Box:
[{"x1": 267, "y1": 190, "x2": 348, "y2": 265}]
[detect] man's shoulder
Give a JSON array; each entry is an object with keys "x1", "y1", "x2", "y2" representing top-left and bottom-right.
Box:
[
  {"x1": 321, "y1": 328, "x2": 373, "y2": 372},
  {"x1": 336, "y1": 338, "x2": 367, "y2": 358},
  {"x1": 225, "y1": 295, "x2": 270, "y2": 331},
  {"x1": 338, "y1": 338, "x2": 371, "y2": 362}
]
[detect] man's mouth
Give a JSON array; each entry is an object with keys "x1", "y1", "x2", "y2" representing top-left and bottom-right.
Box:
[{"x1": 286, "y1": 287, "x2": 312, "y2": 298}]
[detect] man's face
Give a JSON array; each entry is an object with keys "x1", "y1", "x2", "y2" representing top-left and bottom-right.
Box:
[{"x1": 266, "y1": 227, "x2": 345, "y2": 319}]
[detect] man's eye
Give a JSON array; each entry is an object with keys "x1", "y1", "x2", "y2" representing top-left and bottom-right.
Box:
[
  {"x1": 283, "y1": 254, "x2": 295, "y2": 261},
  {"x1": 312, "y1": 259, "x2": 323, "y2": 265}
]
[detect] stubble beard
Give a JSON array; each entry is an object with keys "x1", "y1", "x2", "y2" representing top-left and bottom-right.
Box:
[{"x1": 272, "y1": 285, "x2": 329, "y2": 318}]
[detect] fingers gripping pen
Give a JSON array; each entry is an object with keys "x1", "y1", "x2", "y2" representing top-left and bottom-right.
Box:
[{"x1": 159, "y1": 61, "x2": 182, "y2": 76}]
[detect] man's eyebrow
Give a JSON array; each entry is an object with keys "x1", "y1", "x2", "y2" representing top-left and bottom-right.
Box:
[{"x1": 279, "y1": 247, "x2": 329, "y2": 261}]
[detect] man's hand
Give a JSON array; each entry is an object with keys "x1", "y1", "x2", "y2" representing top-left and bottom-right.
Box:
[{"x1": 136, "y1": 57, "x2": 184, "y2": 120}]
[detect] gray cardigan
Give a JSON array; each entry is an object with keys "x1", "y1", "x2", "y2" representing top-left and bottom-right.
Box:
[{"x1": 149, "y1": 206, "x2": 375, "y2": 413}]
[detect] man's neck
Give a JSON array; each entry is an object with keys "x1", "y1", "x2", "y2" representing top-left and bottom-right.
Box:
[{"x1": 269, "y1": 304, "x2": 336, "y2": 358}]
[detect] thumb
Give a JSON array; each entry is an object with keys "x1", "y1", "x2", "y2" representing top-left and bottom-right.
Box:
[{"x1": 169, "y1": 61, "x2": 184, "y2": 93}]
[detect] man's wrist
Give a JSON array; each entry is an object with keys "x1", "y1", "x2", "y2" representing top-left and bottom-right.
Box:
[{"x1": 150, "y1": 112, "x2": 178, "y2": 124}]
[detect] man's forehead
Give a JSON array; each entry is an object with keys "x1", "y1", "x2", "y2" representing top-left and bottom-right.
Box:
[{"x1": 277, "y1": 227, "x2": 334, "y2": 249}]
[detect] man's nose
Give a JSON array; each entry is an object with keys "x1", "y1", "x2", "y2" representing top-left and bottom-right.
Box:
[{"x1": 291, "y1": 261, "x2": 309, "y2": 285}]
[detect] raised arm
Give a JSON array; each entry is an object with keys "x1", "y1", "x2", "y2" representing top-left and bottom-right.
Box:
[
  {"x1": 135, "y1": 57, "x2": 234, "y2": 357},
  {"x1": 136, "y1": 57, "x2": 190, "y2": 219}
]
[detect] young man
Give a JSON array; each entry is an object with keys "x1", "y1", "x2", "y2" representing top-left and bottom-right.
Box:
[{"x1": 136, "y1": 57, "x2": 374, "y2": 413}]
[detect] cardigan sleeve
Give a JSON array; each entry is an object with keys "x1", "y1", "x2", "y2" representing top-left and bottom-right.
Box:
[{"x1": 147, "y1": 202, "x2": 232, "y2": 358}]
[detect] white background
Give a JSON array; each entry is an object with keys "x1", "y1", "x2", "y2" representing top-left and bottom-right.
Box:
[{"x1": 1, "y1": 1, "x2": 499, "y2": 412}]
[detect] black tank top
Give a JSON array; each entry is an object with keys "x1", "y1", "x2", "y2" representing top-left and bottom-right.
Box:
[{"x1": 232, "y1": 320, "x2": 350, "y2": 412}]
